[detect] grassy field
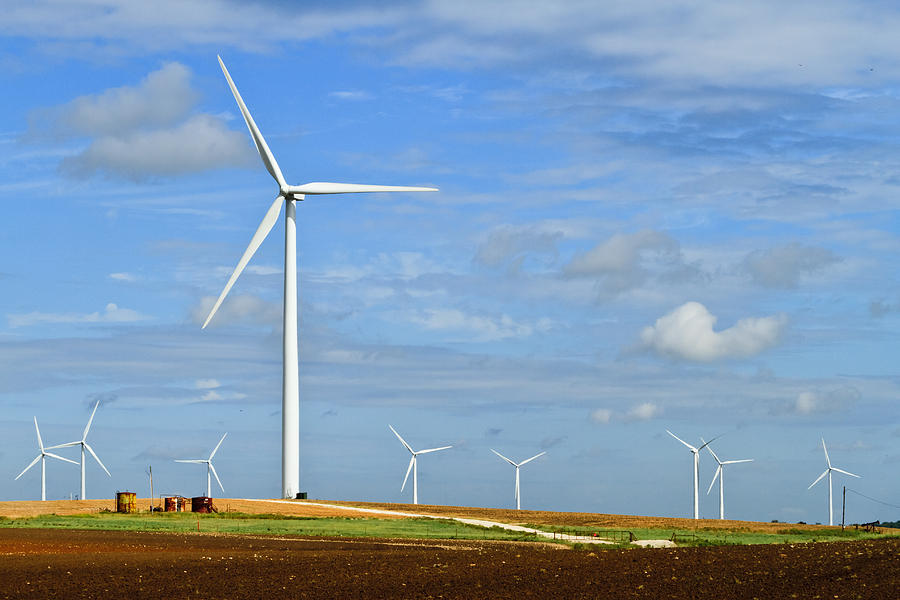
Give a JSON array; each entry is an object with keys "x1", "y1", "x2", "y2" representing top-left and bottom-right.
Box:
[
  {"x1": 1, "y1": 510, "x2": 897, "y2": 547},
  {"x1": 528, "y1": 522, "x2": 897, "y2": 547},
  {"x1": 0, "y1": 512, "x2": 537, "y2": 542}
]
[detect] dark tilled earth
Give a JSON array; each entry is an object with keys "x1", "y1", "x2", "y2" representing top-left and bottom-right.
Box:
[{"x1": 0, "y1": 528, "x2": 897, "y2": 599}]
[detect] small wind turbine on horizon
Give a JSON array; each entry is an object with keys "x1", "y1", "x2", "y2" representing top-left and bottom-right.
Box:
[
  {"x1": 175, "y1": 433, "x2": 227, "y2": 498},
  {"x1": 808, "y1": 438, "x2": 860, "y2": 526},
  {"x1": 389, "y1": 425, "x2": 451, "y2": 505},
  {"x1": 46, "y1": 400, "x2": 111, "y2": 500},
  {"x1": 491, "y1": 448, "x2": 545, "y2": 510},
  {"x1": 703, "y1": 439, "x2": 752, "y2": 520},
  {"x1": 203, "y1": 56, "x2": 438, "y2": 500},
  {"x1": 667, "y1": 430, "x2": 719, "y2": 519},
  {"x1": 15, "y1": 417, "x2": 77, "y2": 501}
]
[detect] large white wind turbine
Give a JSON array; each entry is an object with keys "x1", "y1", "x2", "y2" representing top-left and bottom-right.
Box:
[
  {"x1": 46, "y1": 400, "x2": 111, "y2": 500},
  {"x1": 808, "y1": 438, "x2": 860, "y2": 526},
  {"x1": 667, "y1": 430, "x2": 719, "y2": 519},
  {"x1": 15, "y1": 417, "x2": 77, "y2": 501},
  {"x1": 703, "y1": 439, "x2": 752, "y2": 520},
  {"x1": 389, "y1": 425, "x2": 451, "y2": 505},
  {"x1": 204, "y1": 57, "x2": 437, "y2": 499},
  {"x1": 491, "y1": 449, "x2": 546, "y2": 510},
  {"x1": 175, "y1": 433, "x2": 227, "y2": 498}
]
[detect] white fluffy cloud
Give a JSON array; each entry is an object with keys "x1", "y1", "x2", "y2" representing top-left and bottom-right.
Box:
[
  {"x1": 31, "y1": 63, "x2": 254, "y2": 180},
  {"x1": 7, "y1": 302, "x2": 147, "y2": 328},
  {"x1": 37, "y1": 62, "x2": 198, "y2": 138},
  {"x1": 61, "y1": 114, "x2": 254, "y2": 179},
  {"x1": 640, "y1": 301, "x2": 787, "y2": 362}
]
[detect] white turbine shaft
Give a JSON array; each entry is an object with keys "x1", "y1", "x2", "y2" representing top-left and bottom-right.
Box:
[
  {"x1": 808, "y1": 438, "x2": 860, "y2": 526},
  {"x1": 283, "y1": 198, "x2": 299, "y2": 499},
  {"x1": 207, "y1": 57, "x2": 438, "y2": 499}
]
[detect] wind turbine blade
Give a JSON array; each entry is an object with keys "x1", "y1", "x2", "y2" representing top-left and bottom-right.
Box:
[
  {"x1": 822, "y1": 438, "x2": 831, "y2": 468},
  {"x1": 417, "y1": 445, "x2": 452, "y2": 455},
  {"x1": 401, "y1": 456, "x2": 414, "y2": 492},
  {"x1": 174, "y1": 459, "x2": 206, "y2": 464},
  {"x1": 491, "y1": 448, "x2": 517, "y2": 466},
  {"x1": 45, "y1": 441, "x2": 80, "y2": 450},
  {"x1": 202, "y1": 194, "x2": 285, "y2": 329},
  {"x1": 808, "y1": 469, "x2": 828, "y2": 489},
  {"x1": 703, "y1": 441, "x2": 722, "y2": 465},
  {"x1": 209, "y1": 433, "x2": 228, "y2": 460},
  {"x1": 44, "y1": 452, "x2": 78, "y2": 465},
  {"x1": 82, "y1": 400, "x2": 100, "y2": 440},
  {"x1": 33, "y1": 417, "x2": 44, "y2": 451},
  {"x1": 83, "y1": 443, "x2": 111, "y2": 477},
  {"x1": 15, "y1": 455, "x2": 41, "y2": 480},
  {"x1": 832, "y1": 467, "x2": 860, "y2": 478},
  {"x1": 707, "y1": 466, "x2": 721, "y2": 495},
  {"x1": 286, "y1": 182, "x2": 438, "y2": 195},
  {"x1": 697, "y1": 434, "x2": 722, "y2": 452},
  {"x1": 518, "y1": 451, "x2": 546, "y2": 466},
  {"x1": 209, "y1": 463, "x2": 225, "y2": 493},
  {"x1": 217, "y1": 56, "x2": 286, "y2": 189},
  {"x1": 723, "y1": 459, "x2": 754, "y2": 465},
  {"x1": 389, "y1": 425, "x2": 414, "y2": 454},
  {"x1": 666, "y1": 430, "x2": 696, "y2": 452}
]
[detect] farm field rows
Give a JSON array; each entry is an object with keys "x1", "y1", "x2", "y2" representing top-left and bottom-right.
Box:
[{"x1": 1, "y1": 528, "x2": 898, "y2": 599}]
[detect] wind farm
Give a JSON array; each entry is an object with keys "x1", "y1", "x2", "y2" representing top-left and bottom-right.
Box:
[{"x1": 5, "y1": 3, "x2": 900, "y2": 598}]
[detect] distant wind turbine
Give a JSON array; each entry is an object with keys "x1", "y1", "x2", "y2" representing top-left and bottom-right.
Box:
[
  {"x1": 15, "y1": 417, "x2": 77, "y2": 501},
  {"x1": 203, "y1": 56, "x2": 437, "y2": 500},
  {"x1": 175, "y1": 433, "x2": 227, "y2": 498},
  {"x1": 667, "y1": 430, "x2": 719, "y2": 519},
  {"x1": 389, "y1": 425, "x2": 451, "y2": 505},
  {"x1": 491, "y1": 449, "x2": 546, "y2": 510},
  {"x1": 703, "y1": 439, "x2": 752, "y2": 520},
  {"x1": 46, "y1": 400, "x2": 111, "y2": 500},
  {"x1": 808, "y1": 438, "x2": 860, "y2": 526}
]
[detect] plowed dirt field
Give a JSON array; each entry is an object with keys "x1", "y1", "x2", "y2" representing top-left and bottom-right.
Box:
[{"x1": 1, "y1": 528, "x2": 897, "y2": 599}]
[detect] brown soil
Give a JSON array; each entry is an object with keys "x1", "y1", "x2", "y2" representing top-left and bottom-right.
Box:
[{"x1": 0, "y1": 528, "x2": 897, "y2": 599}]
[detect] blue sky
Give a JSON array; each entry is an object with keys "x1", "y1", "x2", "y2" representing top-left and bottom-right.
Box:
[{"x1": 2, "y1": 1, "x2": 899, "y2": 523}]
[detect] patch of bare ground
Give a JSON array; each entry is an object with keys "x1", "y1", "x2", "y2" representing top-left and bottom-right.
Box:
[{"x1": 0, "y1": 528, "x2": 898, "y2": 599}]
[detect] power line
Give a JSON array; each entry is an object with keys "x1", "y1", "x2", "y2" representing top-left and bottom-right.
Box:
[{"x1": 846, "y1": 487, "x2": 900, "y2": 511}]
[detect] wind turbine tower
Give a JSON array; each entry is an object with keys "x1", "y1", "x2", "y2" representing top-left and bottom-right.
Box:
[
  {"x1": 15, "y1": 417, "x2": 77, "y2": 501},
  {"x1": 175, "y1": 433, "x2": 228, "y2": 498},
  {"x1": 46, "y1": 400, "x2": 111, "y2": 499},
  {"x1": 703, "y1": 439, "x2": 752, "y2": 520},
  {"x1": 491, "y1": 449, "x2": 545, "y2": 510},
  {"x1": 203, "y1": 57, "x2": 437, "y2": 499},
  {"x1": 389, "y1": 425, "x2": 451, "y2": 505},
  {"x1": 667, "y1": 430, "x2": 718, "y2": 519},
  {"x1": 808, "y1": 438, "x2": 860, "y2": 526}
]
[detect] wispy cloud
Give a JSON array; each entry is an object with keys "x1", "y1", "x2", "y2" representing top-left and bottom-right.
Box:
[{"x1": 8, "y1": 302, "x2": 148, "y2": 328}]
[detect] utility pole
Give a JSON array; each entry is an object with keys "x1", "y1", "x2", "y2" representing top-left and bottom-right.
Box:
[
  {"x1": 148, "y1": 465, "x2": 154, "y2": 513},
  {"x1": 841, "y1": 485, "x2": 846, "y2": 531}
]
